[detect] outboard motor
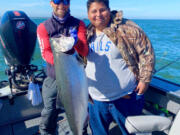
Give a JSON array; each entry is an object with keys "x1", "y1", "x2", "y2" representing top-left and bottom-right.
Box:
[
  {"x1": 0, "y1": 11, "x2": 36, "y2": 65},
  {"x1": 0, "y1": 11, "x2": 45, "y2": 104}
]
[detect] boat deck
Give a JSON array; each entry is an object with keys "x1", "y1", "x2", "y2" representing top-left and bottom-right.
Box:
[
  {"x1": 0, "y1": 111, "x2": 166, "y2": 135},
  {"x1": 0, "y1": 111, "x2": 122, "y2": 135},
  {"x1": 0, "y1": 91, "x2": 122, "y2": 135},
  {"x1": 0, "y1": 97, "x2": 166, "y2": 135},
  {"x1": 1, "y1": 76, "x2": 179, "y2": 135}
]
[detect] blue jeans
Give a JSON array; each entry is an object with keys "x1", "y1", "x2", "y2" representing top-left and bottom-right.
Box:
[
  {"x1": 39, "y1": 77, "x2": 58, "y2": 135},
  {"x1": 88, "y1": 92, "x2": 144, "y2": 135}
]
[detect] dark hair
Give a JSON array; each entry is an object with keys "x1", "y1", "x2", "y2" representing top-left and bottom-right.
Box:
[{"x1": 87, "y1": 0, "x2": 109, "y2": 11}]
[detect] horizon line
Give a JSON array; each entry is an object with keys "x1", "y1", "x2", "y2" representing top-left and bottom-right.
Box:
[
  {"x1": 30, "y1": 17, "x2": 180, "y2": 20},
  {"x1": 0, "y1": 16, "x2": 179, "y2": 20}
]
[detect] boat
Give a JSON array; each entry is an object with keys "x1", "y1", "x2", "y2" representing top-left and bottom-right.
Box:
[{"x1": 0, "y1": 11, "x2": 179, "y2": 135}]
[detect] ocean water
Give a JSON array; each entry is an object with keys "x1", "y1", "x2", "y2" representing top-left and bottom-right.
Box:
[
  {"x1": 134, "y1": 19, "x2": 180, "y2": 84},
  {"x1": 0, "y1": 18, "x2": 180, "y2": 85}
]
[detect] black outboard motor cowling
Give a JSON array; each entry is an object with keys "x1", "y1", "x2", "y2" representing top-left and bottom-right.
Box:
[{"x1": 0, "y1": 11, "x2": 37, "y2": 66}]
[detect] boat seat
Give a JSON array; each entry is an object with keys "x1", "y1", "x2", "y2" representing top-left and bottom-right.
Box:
[
  {"x1": 168, "y1": 109, "x2": 180, "y2": 135},
  {"x1": 125, "y1": 115, "x2": 171, "y2": 134},
  {"x1": 125, "y1": 110, "x2": 180, "y2": 135}
]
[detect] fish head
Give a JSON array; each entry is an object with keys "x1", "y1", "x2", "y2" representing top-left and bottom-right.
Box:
[{"x1": 50, "y1": 36, "x2": 75, "y2": 53}]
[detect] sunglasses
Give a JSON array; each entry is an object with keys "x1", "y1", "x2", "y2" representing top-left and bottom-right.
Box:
[{"x1": 53, "y1": 0, "x2": 69, "y2": 5}]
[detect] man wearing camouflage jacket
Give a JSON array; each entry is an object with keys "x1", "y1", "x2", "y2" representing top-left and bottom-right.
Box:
[{"x1": 85, "y1": 0, "x2": 155, "y2": 134}]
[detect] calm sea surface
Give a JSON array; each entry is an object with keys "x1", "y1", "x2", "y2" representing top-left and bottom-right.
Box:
[{"x1": 0, "y1": 18, "x2": 180, "y2": 84}]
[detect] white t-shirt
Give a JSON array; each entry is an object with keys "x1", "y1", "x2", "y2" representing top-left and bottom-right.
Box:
[{"x1": 85, "y1": 32, "x2": 137, "y2": 101}]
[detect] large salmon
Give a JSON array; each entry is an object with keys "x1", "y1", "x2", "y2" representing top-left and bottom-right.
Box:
[{"x1": 50, "y1": 36, "x2": 88, "y2": 135}]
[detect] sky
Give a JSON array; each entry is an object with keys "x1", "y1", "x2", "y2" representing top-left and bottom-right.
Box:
[{"x1": 0, "y1": 0, "x2": 180, "y2": 19}]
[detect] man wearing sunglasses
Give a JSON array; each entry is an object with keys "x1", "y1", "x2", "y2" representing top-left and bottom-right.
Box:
[{"x1": 37, "y1": 0, "x2": 88, "y2": 134}]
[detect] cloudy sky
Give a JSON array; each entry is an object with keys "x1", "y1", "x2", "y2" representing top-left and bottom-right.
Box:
[{"x1": 0, "y1": 0, "x2": 180, "y2": 19}]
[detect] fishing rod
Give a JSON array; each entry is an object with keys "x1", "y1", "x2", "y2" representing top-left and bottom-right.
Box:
[{"x1": 154, "y1": 57, "x2": 180, "y2": 74}]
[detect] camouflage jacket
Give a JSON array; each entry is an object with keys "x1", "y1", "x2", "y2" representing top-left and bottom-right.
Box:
[{"x1": 86, "y1": 11, "x2": 155, "y2": 83}]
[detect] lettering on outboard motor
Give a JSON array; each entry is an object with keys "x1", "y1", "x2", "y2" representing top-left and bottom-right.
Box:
[{"x1": 16, "y1": 21, "x2": 25, "y2": 30}]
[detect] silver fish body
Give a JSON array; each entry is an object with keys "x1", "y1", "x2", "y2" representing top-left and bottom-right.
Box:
[{"x1": 50, "y1": 37, "x2": 88, "y2": 135}]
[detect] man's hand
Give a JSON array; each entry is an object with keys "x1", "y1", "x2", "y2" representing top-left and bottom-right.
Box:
[{"x1": 135, "y1": 81, "x2": 149, "y2": 95}]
